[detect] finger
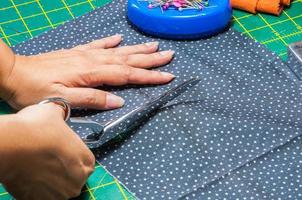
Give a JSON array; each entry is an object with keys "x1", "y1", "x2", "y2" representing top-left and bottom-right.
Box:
[
  {"x1": 63, "y1": 87, "x2": 124, "y2": 110},
  {"x1": 42, "y1": 103, "x2": 66, "y2": 120},
  {"x1": 89, "y1": 50, "x2": 175, "y2": 69},
  {"x1": 82, "y1": 65, "x2": 175, "y2": 86},
  {"x1": 73, "y1": 35, "x2": 122, "y2": 50},
  {"x1": 100, "y1": 41, "x2": 159, "y2": 55},
  {"x1": 123, "y1": 67, "x2": 175, "y2": 84},
  {"x1": 126, "y1": 50, "x2": 175, "y2": 68}
]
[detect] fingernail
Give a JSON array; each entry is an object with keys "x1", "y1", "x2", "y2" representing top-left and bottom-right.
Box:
[
  {"x1": 160, "y1": 72, "x2": 175, "y2": 79},
  {"x1": 112, "y1": 34, "x2": 123, "y2": 39},
  {"x1": 145, "y1": 41, "x2": 159, "y2": 47},
  {"x1": 160, "y1": 50, "x2": 175, "y2": 56},
  {"x1": 105, "y1": 94, "x2": 125, "y2": 109}
]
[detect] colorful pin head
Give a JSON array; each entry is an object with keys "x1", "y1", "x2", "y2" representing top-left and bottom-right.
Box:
[{"x1": 146, "y1": 0, "x2": 209, "y2": 11}]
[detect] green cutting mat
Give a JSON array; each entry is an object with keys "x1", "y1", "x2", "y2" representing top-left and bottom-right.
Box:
[{"x1": 0, "y1": 0, "x2": 302, "y2": 199}]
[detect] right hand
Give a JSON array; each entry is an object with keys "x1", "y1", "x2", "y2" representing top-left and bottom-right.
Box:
[{"x1": 1, "y1": 103, "x2": 95, "y2": 200}]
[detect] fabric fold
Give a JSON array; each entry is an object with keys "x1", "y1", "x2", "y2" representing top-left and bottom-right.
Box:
[
  {"x1": 230, "y1": 0, "x2": 258, "y2": 14},
  {"x1": 257, "y1": 0, "x2": 283, "y2": 16},
  {"x1": 231, "y1": 0, "x2": 292, "y2": 16}
]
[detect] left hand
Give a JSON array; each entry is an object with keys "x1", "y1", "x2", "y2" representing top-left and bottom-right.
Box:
[{"x1": 0, "y1": 35, "x2": 175, "y2": 110}]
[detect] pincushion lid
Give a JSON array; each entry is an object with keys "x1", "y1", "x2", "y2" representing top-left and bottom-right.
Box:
[{"x1": 127, "y1": 0, "x2": 232, "y2": 39}]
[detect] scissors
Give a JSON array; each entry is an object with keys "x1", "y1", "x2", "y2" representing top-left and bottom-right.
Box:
[{"x1": 39, "y1": 78, "x2": 200, "y2": 149}]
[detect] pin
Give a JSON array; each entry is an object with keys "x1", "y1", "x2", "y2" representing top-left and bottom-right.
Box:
[{"x1": 146, "y1": 0, "x2": 208, "y2": 11}]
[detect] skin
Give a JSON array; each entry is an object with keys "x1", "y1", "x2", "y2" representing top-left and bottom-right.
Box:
[
  {"x1": 0, "y1": 104, "x2": 95, "y2": 200},
  {"x1": 0, "y1": 35, "x2": 174, "y2": 199}
]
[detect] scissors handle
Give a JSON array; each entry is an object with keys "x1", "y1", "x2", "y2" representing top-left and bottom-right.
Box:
[
  {"x1": 39, "y1": 97, "x2": 71, "y2": 121},
  {"x1": 39, "y1": 98, "x2": 105, "y2": 148}
]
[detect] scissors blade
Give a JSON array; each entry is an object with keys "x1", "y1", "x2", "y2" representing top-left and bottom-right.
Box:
[{"x1": 86, "y1": 78, "x2": 200, "y2": 148}]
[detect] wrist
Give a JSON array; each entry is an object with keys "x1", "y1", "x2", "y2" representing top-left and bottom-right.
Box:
[{"x1": 0, "y1": 40, "x2": 16, "y2": 101}]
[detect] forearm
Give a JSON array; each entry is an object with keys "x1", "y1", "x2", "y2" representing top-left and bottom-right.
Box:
[{"x1": 0, "y1": 39, "x2": 15, "y2": 100}]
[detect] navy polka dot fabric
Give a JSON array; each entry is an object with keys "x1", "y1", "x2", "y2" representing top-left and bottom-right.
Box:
[{"x1": 12, "y1": 0, "x2": 302, "y2": 199}]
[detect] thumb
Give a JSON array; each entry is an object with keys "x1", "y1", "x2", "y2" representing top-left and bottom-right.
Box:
[
  {"x1": 63, "y1": 88, "x2": 124, "y2": 110},
  {"x1": 17, "y1": 103, "x2": 66, "y2": 121}
]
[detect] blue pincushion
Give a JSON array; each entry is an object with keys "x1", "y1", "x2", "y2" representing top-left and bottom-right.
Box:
[{"x1": 127, "y1": 0, "x2": 232, "y2": 39}]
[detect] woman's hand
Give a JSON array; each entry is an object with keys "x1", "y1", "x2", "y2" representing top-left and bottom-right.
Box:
[
  {"x1": 0, "y1": 35, "x2": 175, "y2": 110},
  {"x1": 0, "y1": 103, "x2": 95, "y2": 200}
]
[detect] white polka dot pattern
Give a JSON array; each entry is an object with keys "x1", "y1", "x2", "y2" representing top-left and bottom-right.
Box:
[
  {"x1": 183, "y1": 136, "x2": 302, "y2": 200},
  {"x1": 12, "y1": 0, "x2": 302, "y2": 199}
]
